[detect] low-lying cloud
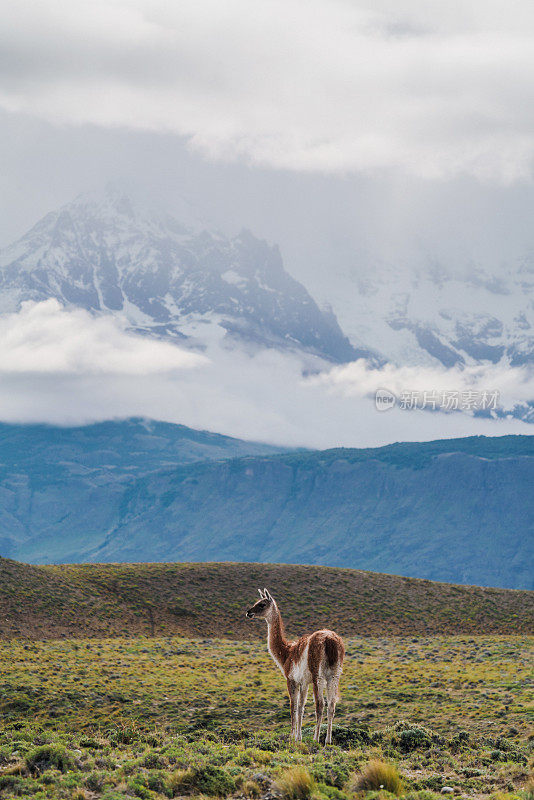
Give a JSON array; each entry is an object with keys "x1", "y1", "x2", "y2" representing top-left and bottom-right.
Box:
[
  {"x1": 0, "y1": 302, "x2": 531, "y2": 448},
  {"x1": 0, "y1": 300, "x2": 207, "y2": 374},
  {"x1": 311, "y1": 359, "x2": 534, "y2": 412},
  {"x1": 2, "y1": 0, "x2": 534, "y2": 182}
]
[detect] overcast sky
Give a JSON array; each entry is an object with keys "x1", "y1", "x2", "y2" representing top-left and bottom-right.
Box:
[
  {"x1": 3, "y1": 1, "x2": 534, "y2": 273},
  {"x1": 1, "y1": 0, "x2": 534, "y2": 443},
  {"x1": 4, "y1": 0, "x2": 534, "y2": 178}
]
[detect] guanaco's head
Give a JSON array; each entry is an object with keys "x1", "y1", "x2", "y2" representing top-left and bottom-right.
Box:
[{"x1": 246, "y1": 588, "x2": 275, "y2": 621}]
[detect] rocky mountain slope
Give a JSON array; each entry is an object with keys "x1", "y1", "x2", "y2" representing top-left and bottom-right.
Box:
[
  {"x1": 1, "y1": 425, "x2": 531, "y2": 589},
  {"x1": 320, "y1": 259, "x2": 534, "y2": 368},
  {"x1": 1, "y1": 187, "x2": 532, "y2": 377},
  {"x1": 85, "y1": 435, "x2": 533, "y2": 590},
  {"x1": 0, "y1": 418, "x2": 287, "y2": 563},
  {"x1": 0, "y1": 187, "x2": 363, "y2": 364}
]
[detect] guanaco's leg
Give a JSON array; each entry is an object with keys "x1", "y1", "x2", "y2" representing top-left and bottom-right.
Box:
[
  {"x1": 312, "y1": 679, "x2": 324, "y2": 742},
  {"x1": 287, "y1": 678, "x2": 299, "y2": 740},
  {"x1": 297, "y1": 684, "x2": 308, "y2": 740},
  {"x1": 325, "y1": 679, "x2": 338, "y2": 745}
]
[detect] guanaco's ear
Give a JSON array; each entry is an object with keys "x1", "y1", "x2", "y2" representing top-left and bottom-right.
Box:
[
  {"x1": 258, "y1": 588, "x2": 265, "y2": 598},
  {"x1": 263, "y1": 588, "x2": 272, "y2": 600}
]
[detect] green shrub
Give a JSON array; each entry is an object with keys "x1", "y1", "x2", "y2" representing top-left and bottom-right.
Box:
[
  {"x1": 235, "y1": 747, "x2": 272, "y2": 766},
  {"x1": 418, "y1": 777, "x2": 444, "y2": 792},
  {"x1": 78, "y1": 736, "x2": 105, "y2": 749},
  {"x1": 127, "y1": 777, "x2": 151, "y2": 799},
  {"x1": 448, "y1": 730, "x2": 470, "y2": 753},
  {"x1": 354, "y1": 760, "x2": 404, "y2": 796},
  {"x1": 0, "y1": 774, "x2": 38, "y2": 796},
  {"x1": 25, "y1": 744, "x2": 73, "y2": 774},
  {"x1": 146, "y1": 770, "x2": 167, "y2": 794},
  {"x1": 396, "y1": 728, "x2": 432, "y2": 752},
  {"x1": 331, "y1": 725, "x2": 373, "y2": 747},
  {"x1": 85, "y1": 771, "x2": 108, "y2": 792},
  {"x1": 166, "y1": 765, "x2": 236, "y2": 797},
  {"x1": 193, "y1": 764, "x2": 237, "y2": 796},
  {"x1": 105, "y1": 722, "x2": 140, "y2": 745},
  {"x1": 218, "y1": 726, "x2": 249, "y2": 743},
  {"x1": 243, "y1": 732, "x2": 279, "y2": 752},
  {"x1": 142, "y1": 750, "x2": 168, "y2": 769},
  {"x1": 312, "y1": 762, "x2": 349, "y2": 789},
  {"x1": 7, "y1": 741, "x2": 31, "y2": 756},
  {"x1": 316, "y1": 783, "x2": 349, "y2": 800}
]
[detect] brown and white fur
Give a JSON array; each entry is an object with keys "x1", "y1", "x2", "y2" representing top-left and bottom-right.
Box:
[{"x1": 246, "y1": 588, "x2": 345, "y2": 744}]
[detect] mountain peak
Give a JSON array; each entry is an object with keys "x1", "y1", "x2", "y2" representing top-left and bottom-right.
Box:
[
  {"x1": 73, "y1": 185, "x2": 139, "y2": 221},
  {"x1": 0, "y1": 189, "x2": 364, "y2": 364}
]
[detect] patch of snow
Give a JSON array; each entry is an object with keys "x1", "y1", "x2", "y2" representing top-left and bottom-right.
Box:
[{"x1": 221, "y1": 270, "x2": 248, "y2": 288}]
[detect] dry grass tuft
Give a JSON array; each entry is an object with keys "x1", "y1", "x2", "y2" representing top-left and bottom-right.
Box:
[
  {"x1": 166, "y1": 768, "x2": 195, "y2": 795},
  {"x1": 242, "y1": 779, "x2": 262, "y2": 798},
  {"x1": 355, "y1": 759, "x2": 404, "y2": 796},
  {"x1": 0, "y1": 762, "x2": 25, "y2": 776},
  {"x1": 71, "y1": 789, "x2": 89, "y2": 800},
  {"x1": 275, "y1": 766, "x2": 316, "y2": 800}
]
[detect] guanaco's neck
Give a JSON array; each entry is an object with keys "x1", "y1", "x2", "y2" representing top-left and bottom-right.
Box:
[{"x1": 266, "y1": 603, "x2": 290, "y2": 669}]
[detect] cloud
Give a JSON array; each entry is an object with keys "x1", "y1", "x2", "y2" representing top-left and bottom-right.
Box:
[
  {"x1": 2, "y1": 0, "x2": 534, "y2": 181},
  {"x1": 310, "y1": 358, "x2": 534, "y2": 412},
  {"x1": 0, "y1": 302, "x2": 530, "y2": 448},
  {"x1": 0, "y1": 300, "x2": 207, "y2": 373}
]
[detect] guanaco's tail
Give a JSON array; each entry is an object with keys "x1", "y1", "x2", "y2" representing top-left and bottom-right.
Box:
[{"x1": 324, "y1": 635, "x2": 343, "y2": 669}]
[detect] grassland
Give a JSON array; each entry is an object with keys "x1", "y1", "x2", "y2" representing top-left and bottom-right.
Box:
[
  {"x1": 1, "y1": 559, "x2": 533, "y2": 640},
  {"x1": 0, "y1": 635, "x2": 532, "y2": 800},
  {"x1": 0, "y1": 560, "x2": 532, "y2": 799}
]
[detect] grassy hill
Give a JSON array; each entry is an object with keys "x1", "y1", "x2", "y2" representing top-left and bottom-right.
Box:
[{"x1": 1, "y1": 558, "x2": 532, "y2": 639}]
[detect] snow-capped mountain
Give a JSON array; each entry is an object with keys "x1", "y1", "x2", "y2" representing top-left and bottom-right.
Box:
[
  {"x1": 316, "y1": 258, "x2": 534, "y2": 369},
  {"x1": 0, "y1": 187, "x2": 365, "y2": 364},
  {"x1": 1, "y1": 186, "x2": 532, "y2": 374}
]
